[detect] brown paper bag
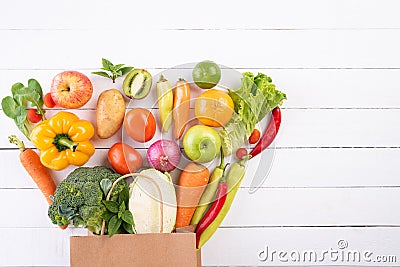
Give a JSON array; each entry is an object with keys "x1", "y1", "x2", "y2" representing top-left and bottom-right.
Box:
[{"x1": 70, "y1": 232, "x2": 201, "y2": 267}]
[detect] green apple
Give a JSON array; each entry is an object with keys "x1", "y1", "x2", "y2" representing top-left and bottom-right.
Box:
[{"x1": 183, "y1": 125, "x2": 221, "y2": 163}]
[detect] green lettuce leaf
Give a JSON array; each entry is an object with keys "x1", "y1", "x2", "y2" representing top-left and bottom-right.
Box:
[{"x1": 219, "y1": 72, "x2": 286, "y2": 155}]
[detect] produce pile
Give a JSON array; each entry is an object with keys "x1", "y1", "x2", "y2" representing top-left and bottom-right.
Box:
[{"x1": 2, "y1": 59, "x2": 286, "y2": 249}]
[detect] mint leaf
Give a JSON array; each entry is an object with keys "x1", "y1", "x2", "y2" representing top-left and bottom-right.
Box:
[
  {"x1": 108, "y1": 215, "x2": 122, "y2": 237},
  {"x1": 2, "y1": 96, "x2": 17, "y2": 119},
  {"x1": 121, "y1": 210, "x2": 134, "y2": 225},
  {"x1": 114, "y1": 64, "x2": 125, "y2": 69},
  {"x1": 119, "y1": 66, "x2": 133, "y2": 75},
  {"x1": 102, "y1": 58, "x2": 113, "y2": 70},
  {"x1": 102, "y1": 200, "x2": 119, "y2": 213},
  {"x1": 94, "y1": 58, "x2": 133, "y2": 83},
  {"x1": 92, "y1": 71, "x2": 111, "y2": 79}
]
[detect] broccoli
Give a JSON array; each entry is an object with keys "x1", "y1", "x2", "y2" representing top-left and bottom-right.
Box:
[{"x1": 48, "y1": 166, "x2": 127, "y2": 234}]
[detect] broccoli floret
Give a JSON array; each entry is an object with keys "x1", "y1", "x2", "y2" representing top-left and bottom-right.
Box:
[
  {"x1": 48, "y1": 166, "x2": 127, "y2": 234},
  {"x1": 83, "y1": 182, "x2": 103, "y2": 206},
  {"x1": 78, "y1": 205, "x2": 106, "y2": 234},
  {"x1": 48, "y1": 201, "x2": 71, "y2": 226},
  {"x1": 53, "y1": 181, "x2": 85, "y2": 207}
]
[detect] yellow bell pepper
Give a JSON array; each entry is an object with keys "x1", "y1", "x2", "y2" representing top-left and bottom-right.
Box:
[{"x1": 30, "y1": 111, "x2": 95, "y2": 170}]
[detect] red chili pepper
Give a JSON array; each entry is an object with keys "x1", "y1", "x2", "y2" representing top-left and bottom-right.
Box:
[
  {"x1": 195, "y1": 180, "x2": 228, "y2": 248},
  {"x1": 250, "y1": 107, "x2": 281, "y2": 158}
]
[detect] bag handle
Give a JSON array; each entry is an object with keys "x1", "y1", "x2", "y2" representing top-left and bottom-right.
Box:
[{"x1": 100, "y1": 173, "x2": 164, "y2": 235}]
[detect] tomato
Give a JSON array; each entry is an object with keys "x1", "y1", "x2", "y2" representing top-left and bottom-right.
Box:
[
  {"x1": 195, "y1": 89, "x2": 234, "y2": 127},
  {"x1": 235, "y1": 148, "x2": 248, "y2": 160},
  {"x1": 108, "y1": 142, "x2": 143, "y2": 174},
  {"x1": 27, "y1": 109, "x2": 42, "y2": 123},
  {"x1": 249, "y1": 129, "x2": 261, "y2": 144},
  {"x1": 124, "y1": 108, "x2": 156, "y2": 143},
  {"x1": 192, "y1": 60, "x2": 221, "y2": 89},
  {"x1": 44, "y1": 93, "x2": 56, "y2": 108}
]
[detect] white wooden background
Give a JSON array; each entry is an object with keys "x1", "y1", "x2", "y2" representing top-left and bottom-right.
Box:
[{"x1": 1, "y1": 0, "x2": 400, "y2": 266}]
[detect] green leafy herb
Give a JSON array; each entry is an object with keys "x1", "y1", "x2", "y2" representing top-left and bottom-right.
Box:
[
  {"x1": 118, "y1": 186, "x2": 129, "y2": 205},
  {"x1": 121, "y1": 210, "x2": 134, "y2": 225},
  {"x1": 123, "y1": 221, "x2": 134, "y2": 234},
  {"x1": 92, "y1": 58, "x2": 133, "y2": 83},
  {"x1": 2, "y1": 96, "x2": 17, "y2": 119},
  {"x1": 1, "y1": 79, "x2": 46, "y2": 140},
  {"x1": 100, "y1": 179, "x2": 112, "y2": 197},
  {"x1": 102, "y1": 200, "x2": 119, "y2": 213},
  {"x1": 108, "y1": 215, "x2": 122, "y2": 237},
  {"x1": 102, "y1": 210, "x2": 114, "y2": 222},
  {"x1": 103, "y1": 195, "x2": 135, "y2": 237},
  {"x1": 219, "y1": 72, "x2": 286, "y2": 155},
  {"x1": 118, "y1": 201, "x2": 125, "y2": 219}
]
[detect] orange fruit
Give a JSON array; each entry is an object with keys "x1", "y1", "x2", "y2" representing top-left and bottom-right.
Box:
[{"x1": 195, "y1": 89, "x2": 234, "y2": 127}]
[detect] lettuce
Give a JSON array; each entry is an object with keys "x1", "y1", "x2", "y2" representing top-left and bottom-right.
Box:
[{"x1": 219, "y1": 72, "x2": 286, "y2": 155}]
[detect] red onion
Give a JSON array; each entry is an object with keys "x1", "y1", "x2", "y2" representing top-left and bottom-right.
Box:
[{"x1": 147, "y1": 140, "x2": 180, "y2": 172}]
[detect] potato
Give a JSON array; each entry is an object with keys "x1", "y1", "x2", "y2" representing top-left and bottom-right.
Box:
[{"x1": 96, "y1": 89, "x2": 126, "y2": 139}]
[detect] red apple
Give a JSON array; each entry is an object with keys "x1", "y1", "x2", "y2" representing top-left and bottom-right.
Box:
[{"x1": 50, "y1": 71, "x2": 93, "y2": 109}]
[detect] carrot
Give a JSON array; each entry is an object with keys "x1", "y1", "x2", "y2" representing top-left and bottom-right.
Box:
[
  {"x1": 9, "y1": 135, "x2": 67, "y2": 230},
  {"x1": 173, "y1": 78, "x2": 191, "y2": 140},
  {"x1": 175, "y1": 163, "x2": 210, "y2": 228}
]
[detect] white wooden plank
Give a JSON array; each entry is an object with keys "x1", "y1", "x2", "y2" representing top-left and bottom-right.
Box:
[
  {"x1": 243, "y1": 147, "x2": 400, "y2": 188},
  {"x1": 1, "y1": 188, "x2": 399, "y2": 228},
  {"x1": 2, "y1": 148, "x2": 400, "y2": 189},
  {"x1": 1, "y1": 0, "x2": 400, "y2": 30},
  {"x1": 1, "y1": 227, "x2": 399, "y2": 266},
  {"x1": 203, "y1": 227, "x2": 400, "y2": 266},
  {"x1": 1, "y1": 69, "x2": 399, "y2": 108},
  {"x1": 277, "y1": 109, "x2": 400, "y2": 147},
  {"x1": 2, "y1": 109, "x2": 400, "y2": 148},
  {"x1": 0, "y1": 227, "x2": 87, "y2": 267},
  {"x1": 1, "y1": 29, "x2": 400, "y2": 69}
]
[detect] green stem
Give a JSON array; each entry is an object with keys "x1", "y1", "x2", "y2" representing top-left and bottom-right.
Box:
[
  {"x1": 218, "y1": 148, "x2": 225, "y2": 169},
  {"x1": 37, "y1": 107, "x2": 46, "y2": 121},
  {"x1": 57, "y1": 137, "x2": 78, "y2": 152},
  {"x1": 158, "y1": 74, "x2": 167, "y2": 82},
  {"x1": 239, "y1": 155, "x2": 251, "y2": 166},
  {"x1": 8, "y1": 135, "x2": 26, "y2": 152}
]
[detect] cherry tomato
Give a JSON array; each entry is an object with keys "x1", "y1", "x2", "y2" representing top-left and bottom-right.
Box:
[
  {"x1": 236, "y1": 148, "x2": 248, "y2": 160},
  {"x1": 249, "y1": 129, "x2": 261, "y2": 144},
  {"x1": 124, "y1": 108, "x2": 156, "y2": 143},
  {"x1": 108, "y1": 142, "x2": 143, "y2": 174},
  {"x1": 27, "y1": 109, "x2": 42, "y2": 123},
  {"x1": 44, "y1": 93, "x2": 56, "y2": 108}
]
